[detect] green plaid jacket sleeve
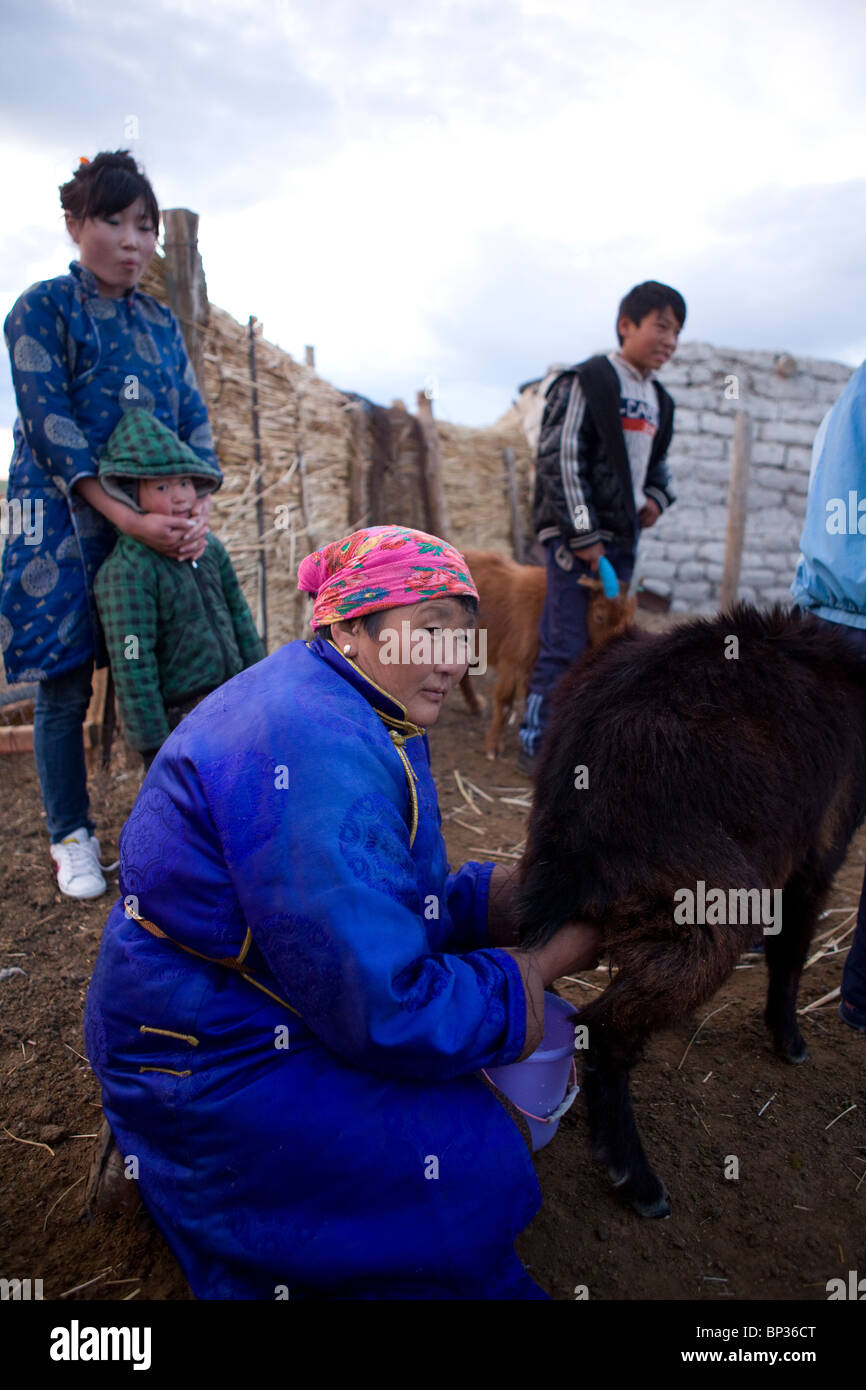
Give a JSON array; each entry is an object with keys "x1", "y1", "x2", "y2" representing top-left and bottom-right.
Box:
[
  {"x1": 94, "y1": 549, "x2": 172, "y2": 752},
  {"x1": 214, "y1": 540, "x2": 266, "y2": 668}
]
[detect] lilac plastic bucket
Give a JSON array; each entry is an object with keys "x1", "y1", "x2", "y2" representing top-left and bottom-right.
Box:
[{"x1": 483, "y1": 992, "x2": 580, "y2": 1151}]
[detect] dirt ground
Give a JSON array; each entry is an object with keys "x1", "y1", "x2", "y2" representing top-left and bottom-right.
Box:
[{"x1": 1, "y1": 628, "x2": 864, "y2": 1302}]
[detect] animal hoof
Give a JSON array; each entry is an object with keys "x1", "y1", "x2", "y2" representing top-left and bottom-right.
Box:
[
  {"x1": 631, "y1": 1191, "x2": 671, "y2": 1220},
  {"x1": 609, "y1": 1169, "x2": 671, "y2": 1219},
  {"x1": 772, "y1": 1027, "x2": 809, "y2": 1063}
]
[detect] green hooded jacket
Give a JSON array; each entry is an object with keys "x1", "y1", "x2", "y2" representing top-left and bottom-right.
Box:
[{"x1": 93, "y1": 411, "x2": 265, "y2": 752}]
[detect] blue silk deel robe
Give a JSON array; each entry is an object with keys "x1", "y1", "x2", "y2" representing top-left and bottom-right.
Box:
[
  {"x1": 1, "y1": 261, "x2": 219, "y2": 683},
  {"x1": 84, "y1": 637, "x2": 546, "y2": 1299}
]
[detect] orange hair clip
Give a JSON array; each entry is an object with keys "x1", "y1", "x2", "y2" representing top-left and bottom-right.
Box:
[{"x1": 78, "y1": 156, "x2": 90, "y2": 167}]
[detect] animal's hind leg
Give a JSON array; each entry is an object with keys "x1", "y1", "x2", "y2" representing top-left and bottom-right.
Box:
[
  {"x1": 583, "y1": 1024, "x2": 670, "y2": 1219},
  {"x1": 764, "y1": 874, "x2": 829, "y2": 1064},
  {"x1": 458, "y1": 671, "x2": 482, "y2": 715},
  {"x1": 577, "y1": 909, "x2": 746, "y2": 1219},
  {"x1": 485, "y1": 678, "x2": 515, "y2": 759}
]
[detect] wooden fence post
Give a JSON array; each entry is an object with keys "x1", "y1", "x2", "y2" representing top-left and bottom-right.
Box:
[
  {"x1": 348, "y1": 403, "x2": 367, "y2": 530},
  {"x1": 720, "y1": 410, "x2": 752, "y2": 610},
  {"x1": 416, "y1": 390, "x2": 451, "y2": 538},
  {"x1": 162, "y1": 209, "x2": 209, "y2": 400},
  {"x1": 247, "y1": 316, "x2": 268, "y2": 648},
  {"x1": 503, "y1": 446, "x2": 525, "y2": 562}
]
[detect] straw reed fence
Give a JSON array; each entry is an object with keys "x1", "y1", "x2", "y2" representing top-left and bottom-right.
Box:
[{"x1": 138, "y1": 230, "x2": 534, "y2": 651}]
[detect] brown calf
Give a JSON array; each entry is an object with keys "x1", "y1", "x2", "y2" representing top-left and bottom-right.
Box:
[{"x1": 459, "y1": 549, "x2": 636, "y2": 758}]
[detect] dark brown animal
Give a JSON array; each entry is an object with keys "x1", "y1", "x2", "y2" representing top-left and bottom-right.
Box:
[
  {"x1": 516, "y1": 604, "x2": 866, "y2": 1218},
  {"x1": 459, "y1": 549, "x2": 636, "y2": 758}
]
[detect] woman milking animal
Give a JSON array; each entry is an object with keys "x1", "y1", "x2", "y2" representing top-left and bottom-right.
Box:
[{"x1": 84, "y1": 525, "x2": 601, "y2": 1301}]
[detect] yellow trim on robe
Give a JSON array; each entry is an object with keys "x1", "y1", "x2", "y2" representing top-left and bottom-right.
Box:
[
  {"x1": 124, "y1": 901, "x2": 302, "y2": 1018},
  {"x1": 320, "y1": 639, "x2": 423, "y2": 846},
  {"x1": 321, "y1": 639, "x2": 426, "y2": 738},
  {"x1": 140, "y1": 1025, "x2": 199, "y2": 1047}
]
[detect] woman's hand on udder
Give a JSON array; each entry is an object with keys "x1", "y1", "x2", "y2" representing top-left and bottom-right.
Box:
[{"x1": 530, "y1": 921, "x2": 604, "y2": 986}]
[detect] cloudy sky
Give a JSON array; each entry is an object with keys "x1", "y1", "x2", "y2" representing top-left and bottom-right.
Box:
[{"x1": 2, "y1": 0, "x2": 865, "y2": 475}]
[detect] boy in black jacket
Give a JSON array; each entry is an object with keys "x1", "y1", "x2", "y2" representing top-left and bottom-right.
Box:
[{"x1": 518, "y1": 280, "x2": 686, "y2": 767}]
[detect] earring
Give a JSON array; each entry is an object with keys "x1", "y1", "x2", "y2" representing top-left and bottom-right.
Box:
[{"x1": 342, "y1": 643, "x2": 352, "y2": 654}]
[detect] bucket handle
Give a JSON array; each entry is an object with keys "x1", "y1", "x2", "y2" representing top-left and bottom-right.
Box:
[{"x1": 481, "y1": 1058, "x2": 579, "y2": 1126}]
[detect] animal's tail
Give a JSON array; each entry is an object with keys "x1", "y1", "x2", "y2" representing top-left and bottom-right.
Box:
[{"x1": 574, "y1": 913, "x2": 753, "y2": 1038}]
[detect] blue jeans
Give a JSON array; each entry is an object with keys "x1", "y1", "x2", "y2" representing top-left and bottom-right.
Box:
[
  {"x1": 518, "y1": 539, "x2": 635, "y2": 756},
  {"x1": 815, "y1": 618, "x2": 866, "y2": 1025},
  {"x1": 33, "y1": 659, "x2": 95, "y2": 843}
]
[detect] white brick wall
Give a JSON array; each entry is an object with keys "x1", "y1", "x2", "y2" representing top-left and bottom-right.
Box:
[{"x1": 637, "y1": 343, "x2": 853, "y2": 614}]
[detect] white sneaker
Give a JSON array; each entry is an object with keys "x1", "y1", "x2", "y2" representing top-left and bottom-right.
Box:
[{"x1": 50, "y1": 827, "x2": 107, "y2": 900}]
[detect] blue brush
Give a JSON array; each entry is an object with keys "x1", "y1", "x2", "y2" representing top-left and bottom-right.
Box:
[{"x1": 597, "y1": 555, "x2": 620, "y2": 598}]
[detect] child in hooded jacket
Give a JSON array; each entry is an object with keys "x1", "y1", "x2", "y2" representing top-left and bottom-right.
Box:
[{"x1": 94, "y1": 410, "x2": 265, "y2": 766}]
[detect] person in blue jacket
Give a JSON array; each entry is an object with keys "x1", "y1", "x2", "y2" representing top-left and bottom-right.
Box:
[
  {"x1": 791, "y1": 359, "x2": 866, "y2": 1031},
  {"x1": 1, "y1": 150, "x2": 219, "y2": 898},
  {"x1": 84, "y1": 524, "x2": 601, "y2": 1300}
]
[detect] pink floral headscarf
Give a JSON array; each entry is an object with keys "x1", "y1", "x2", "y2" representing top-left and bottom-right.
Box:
[{"x1": 297, "y1": 525, "x2": 478, "y2": 630}]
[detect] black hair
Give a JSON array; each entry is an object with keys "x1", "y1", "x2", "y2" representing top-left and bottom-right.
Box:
[
  {"x1": 318, "y1": 595, "x2": 479, "y2": 643},
  {"x1": 316, "y1": 613, "x2": 386, "y2": 643},
  {"x1": 60, "y1": 150, "x2": 160, "y2": 232},
  {"x1": 616, "y1": 281, "x2": 686, "y2": 345}
]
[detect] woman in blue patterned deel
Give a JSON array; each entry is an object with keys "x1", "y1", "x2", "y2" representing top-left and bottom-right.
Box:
[
  {"x1": 83, "y1": 527, "x2": 601, "y2": 1300},
  {"x1": 0, "y1": 151, "x2": 220, "y2": 898}
]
